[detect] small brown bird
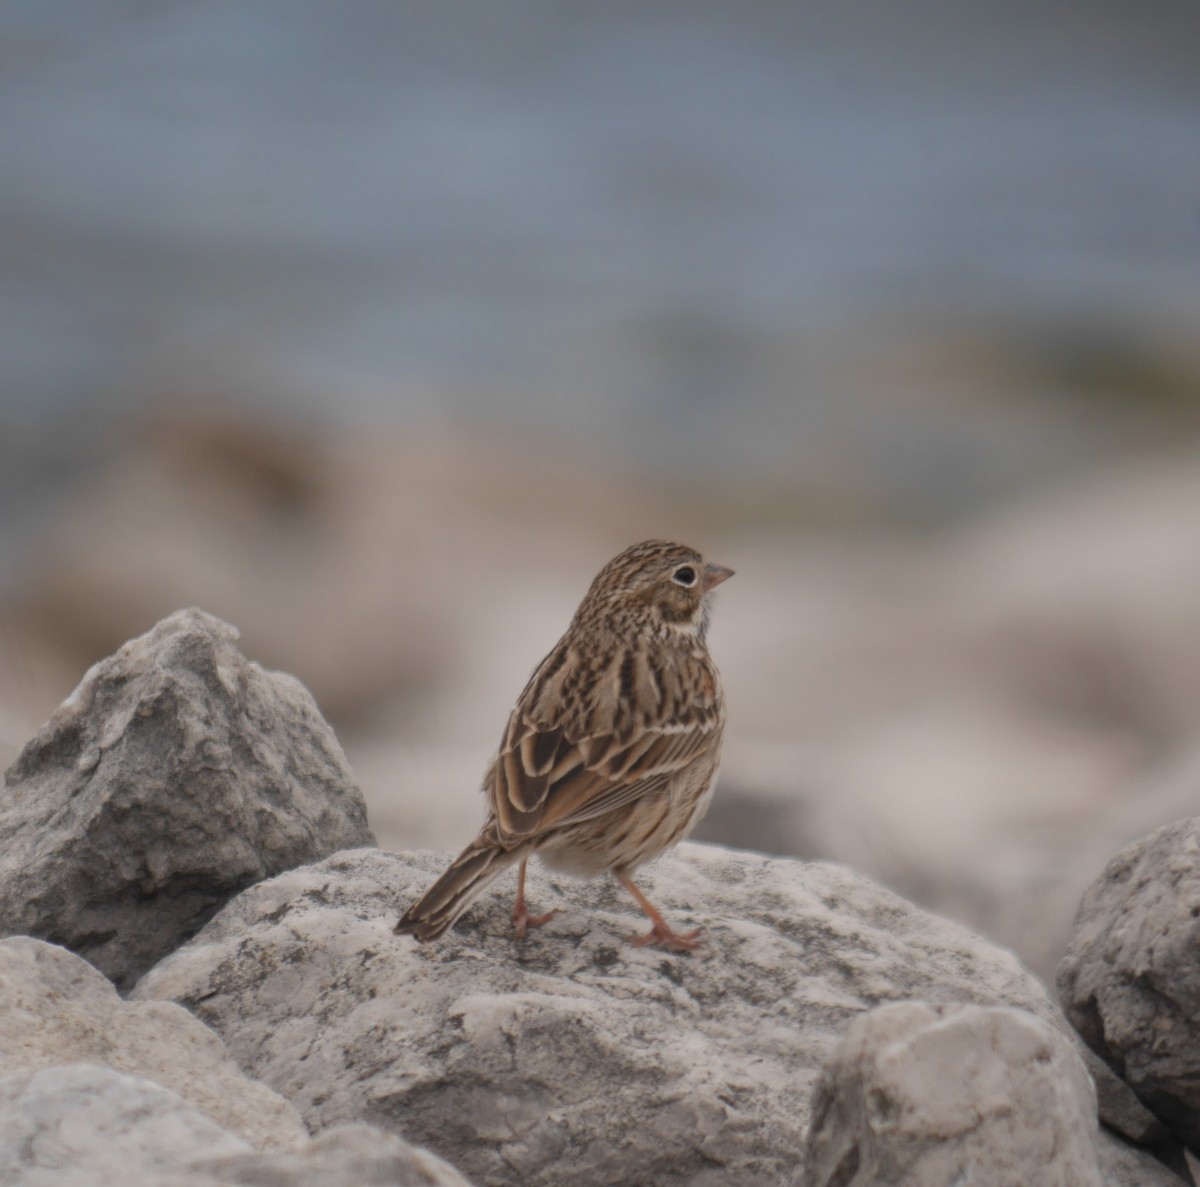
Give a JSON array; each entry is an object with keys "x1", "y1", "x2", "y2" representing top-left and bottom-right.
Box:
[{"x1": 395, "y1": 539, "x2": 733, "y2": 951}]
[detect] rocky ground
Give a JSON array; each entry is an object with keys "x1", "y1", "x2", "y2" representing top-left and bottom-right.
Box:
[
  {"x1": 4, "y1": 415, "x2": 1200, "y2": 992},
  {"x1": 2, "y1": 608, "x2": 1199, "y2": 1184}
]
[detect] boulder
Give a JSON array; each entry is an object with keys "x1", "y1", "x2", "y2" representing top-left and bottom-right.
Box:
[
  {"x1": 0, "y1": 1066, "x2": 474, "y2": 1187},
  {"x1": 1100, "y1": 1140, "x2": 1199, "y2": 1187},
  {"x1": 1058, "y1": 817, "x2": 1200, "y2": 1149},
  {"x1": 0, "y1": 609, "x2": 375, "y2": 989},
  {"x1": 803, "y1": 1001, "x2": 1101, "y2": 1186},
  {"x1": 134, "y1": 843, "x2": 1174, "y2": 1186},
  {"x1": 190, "y1": 1124, "x2": 476, "y2": 1187},
  {"x1": 0, "y1": 936, "x2": 307, "y2": 1152},
  {"x1": 0, "y1": 1064, "x2": 250, "y2": 1186}
]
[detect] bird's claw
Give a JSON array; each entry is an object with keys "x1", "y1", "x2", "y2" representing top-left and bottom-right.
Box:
[
  {"x1": 631, "y1": 923, "x2": 704, "y2": 953},
  {"x1": 512, "y1": 904, "x2": 556, "y2": 939}
]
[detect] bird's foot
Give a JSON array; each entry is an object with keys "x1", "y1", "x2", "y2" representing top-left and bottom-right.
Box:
[
  {"x1": 511, "y1": 901, "x2": 556, "y2": 939},
  {"x1": 630, "y1": 922, "x2": 704, "y2": 953}
]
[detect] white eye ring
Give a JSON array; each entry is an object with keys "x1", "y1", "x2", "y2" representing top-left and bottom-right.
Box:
[{"x1": 672, "y1": 565, "x2": 698, "y2": 587}]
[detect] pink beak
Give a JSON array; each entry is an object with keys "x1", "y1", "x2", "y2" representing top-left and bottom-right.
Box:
[{"x1": 702, "y1": 563, "x2": 735, "y2": 592}]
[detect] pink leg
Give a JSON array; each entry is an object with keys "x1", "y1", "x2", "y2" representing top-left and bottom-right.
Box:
[
  {"x1": 616, "y1": 872, "x2": 703, "y2": 952},
  {"x1": 511, "y1": 858, "x2": 556, "y2": 938}
]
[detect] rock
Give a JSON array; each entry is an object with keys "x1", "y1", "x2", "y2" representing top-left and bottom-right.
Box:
[
  {"x1": 135, "y1": 843, "x2": 1172, "y2": 1187},
  {"x1": 190, "y1": 1124, "x2": 476, "y2": 1187},
  {"x1": 1098, "y1": 1138, "x2": 1198, "y2": 1187},
  {"x1": 0, "y1": 609, "x2": 375, "y2": 989},
  {"x1": 0, "y1": 935, "x2": 472, "y2": 1184},
  {"x1": 1058, "y1": 817, "x2": 1200, "y2": 1150},
  {"x1": 684, "y1": 458, "x2": 1200, "y2": 984},
  {"x1": 980, "y1": 740, "x2": 1200, "y2": 989},
  {"x1": 803, "y1": 1001, "x2": 1101, "y2": 1186},
  {"x1": 0, "y1": 1066, "x2": 474, "y2": 1187},
  {"x1": 0, "y1": 935, "x2": 308, "y2": 1152},
  {"x1": 11, "y1": 427, "x2": 1200, "y2": 1002},
  {"x1": 0, "y1": 1064, "x2": 251, "y2": 1186}
]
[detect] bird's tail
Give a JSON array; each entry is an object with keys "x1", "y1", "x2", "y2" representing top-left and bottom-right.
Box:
[{"x1": 395, "y1": 838, "x2": 520, "y2": 941}]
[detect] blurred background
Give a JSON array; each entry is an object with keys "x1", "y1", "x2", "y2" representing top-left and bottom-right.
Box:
[{"x1": 2, "y1": 0, "x2": 1199, "y2": 982}]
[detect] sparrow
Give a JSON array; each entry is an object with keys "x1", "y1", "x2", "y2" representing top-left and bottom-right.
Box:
[{"x1": 395, "y1": 539, "x2": 732, "y2": 951}]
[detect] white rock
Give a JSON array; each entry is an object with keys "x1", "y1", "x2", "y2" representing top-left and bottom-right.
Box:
[
  {"x1": 190, "y1": 1124, "x2": 476, "y2": 1187},
  {"x1": 803, "y1": 1002, "x2": 1101, "y2": 1187},
  {"x1": 0, "y1": 1065, "x2": 475, "y2": 1187},
  {"x1": 134, "y1": 843, "x2": 1163, "y2": 1186},
  {"x1": 0, "y1": 936, "x2": 308, "y2": 1153},
  {"x1": 0, "y1": 1064, "x2": 250, "y2": 1187}
]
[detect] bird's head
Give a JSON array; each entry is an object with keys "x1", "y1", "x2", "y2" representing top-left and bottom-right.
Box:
[{"x1": 576, "y1": 539, "x2": 734, "y2": 643}]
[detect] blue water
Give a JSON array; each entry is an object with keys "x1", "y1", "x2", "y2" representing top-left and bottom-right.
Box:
[{"x1": 0, "y1": 0, "x2": 1197, "y2": 547}]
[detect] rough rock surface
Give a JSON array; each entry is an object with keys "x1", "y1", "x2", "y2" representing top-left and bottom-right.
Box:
[
  {"x1": 1100, "y1": 1141, "x2": 1199, "y2": 1187},
  {"x1": 803, "y1": 1001, "x2": 1101, "y2": 1187},
  {"x1": 0, "y1": 608, "x2": 375, "y2": 989},
  {"x1": 0, "y1": 1064, "x2": 252, "y2": 1186},
  {"x1": 191, "y1": 1124, "x2": 477, "y2": 1187},
  {"x1": 0, "y1": 1066, "x2": 473, "y2": 1187},
  {"x1": 1058, "y1": 817, "x2": 1200, "y2": 1150},
  {"x1": 135, "y1": 843, "x2": 1172, "y2": 1187},
  {"x1": 0, "y1": 935, "x2": 307, "y2": 1152}
]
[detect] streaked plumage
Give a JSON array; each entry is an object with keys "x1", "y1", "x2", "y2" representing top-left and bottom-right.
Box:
[{"x1": 395, "y1": 539, "x2": 733, "y2": 951}]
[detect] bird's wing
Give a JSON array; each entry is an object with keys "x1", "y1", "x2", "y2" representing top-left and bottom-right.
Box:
[{"x1": 490, "y1": 698, "x2": 721, "y2": 841}]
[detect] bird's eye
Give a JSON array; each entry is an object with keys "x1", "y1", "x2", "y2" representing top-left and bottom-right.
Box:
[{"x1": 672, "y1": 565, "x2": 697, "y2": 587}]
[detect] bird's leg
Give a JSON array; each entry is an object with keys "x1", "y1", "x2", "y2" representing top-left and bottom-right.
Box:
[
  {"x1": 511, "y1": 858, "x2": 556, "y2": 938},
  {"x1": 615, "y1": 872, "x2": 703, "y2": 952}
]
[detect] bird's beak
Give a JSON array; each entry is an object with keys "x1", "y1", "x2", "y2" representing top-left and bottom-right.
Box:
[{"x1": 702, "y1": 563, "x2": 735, "y2": 592}]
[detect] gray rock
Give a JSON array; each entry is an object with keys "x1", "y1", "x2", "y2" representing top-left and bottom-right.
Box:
[
  {"x1": 135, "y1": 843, "x2": 1172, "y2": 1187},
  {"x1": 1097, "y1": 1137, "x2": 1197, "y2": 1187},
  {"x1": 1058, "y1": 817, "x2": 1200, "y2": 1150},
  {"x1": 0, "y1": 1063, "x2": 252, "y2": 1186},
  {"x1": 0, "y1": 608, "x2": 375, "y2": 989},
  {"x1": 803, "y1": 1001, "x2": 1102, "y2": 1187},
  {"x1": 0, "y1": 935, "x2": 308, "y2": 1152},
  {"x1": 190, "y1": 1124, "x2": 476, "y2": 1186},
  {"x1": 0, "y1": 1066, "x2": 474, "y2": 1187}
]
